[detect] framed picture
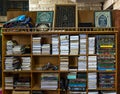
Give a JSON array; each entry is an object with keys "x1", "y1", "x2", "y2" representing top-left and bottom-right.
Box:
[
  {"x1": 36, "y1": 11, "x2": 54, "y2": 30},
  {"x1": 94, "y1": 11, "x2": 112, "y2": 28},
  {"x1": 55, "y1": 4, "x2": 76, "y2": 28}
]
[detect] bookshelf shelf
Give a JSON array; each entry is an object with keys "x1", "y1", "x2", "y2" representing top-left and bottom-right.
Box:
[
  {"x1": 32, "y1": 55, "x2": 59, "y2": 57},
  {"x1": 13, "y1": 88, "x2": 31, "y2": 90},
  {"x1": 2, "y1": 29, "x2": 118, "y2": 94},
  {"x1": 88, "y1": 54, "x2": 97, "y2": 56},
  {"x1": 5, "y1": 54, "x2": 31, "y2": 57},
  {"x1": 88, "y1": 70, "x2": 116, "y2": 73},
  {"x1": 3, "y1": 70, "x2": 31, "y2": 73},
  {"x1": 96, "y1": 88, "x2": 116, "y2": 90},
  {"x1": 32, "y1": 85, "x2": 59, "y2": 91},
  {"x1": 32, "y1": 70, "x2": 60, "y2": 73}
]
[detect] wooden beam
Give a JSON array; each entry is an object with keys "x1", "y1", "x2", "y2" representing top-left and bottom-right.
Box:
[
  {"x1": 113, "y1": 0, "x2": 120, "y2": 9},
  {"x1": 103, "y1": 0, "x2": 116, "y2": 10}
]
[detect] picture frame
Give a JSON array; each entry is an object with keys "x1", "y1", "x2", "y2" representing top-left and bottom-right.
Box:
[
  {"x1": 55, "y1": 4, "x2": 76, "y2": 28},
  {"x1": 94, "y1": 11, "x2": 112, "y2": 28},
  {"x1": 36, "y1": 11, "x2": 54, "y2": 30}
]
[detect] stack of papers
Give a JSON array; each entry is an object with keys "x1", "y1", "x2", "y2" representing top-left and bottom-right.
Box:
[
  {"x1": 42, "y1": 44, "x2": 51, "y2": 54},
  {"x1": 79, "y1": 34, "x2": 87, "y2": 54},
  {"x1": 88, "y1": 73, "x2": 97, "y2": 89},
  {"x1": 41, "y1": 73, "x2": 58, "y2": 90},
  {"x1": 60, "y1": 56, "x2": 69, "y2": 71},
  {"x1": 70, "y1": 35, "x2": 79, "y2": 55},
  {"x1": 60, "y1": 35, "x2": 69, "y2": 55},
  {"x1": 78, "y1": 56, "x2": 87, "y2": 71},
  {"x1": 21, "y1": 57, "x2": 31, "y2": 70},
  {"x1": 52, "y1": 35, "x2": 59, "y2": 55},
  {"x1": 88, "y1": 37, "x2": 95, "y2": 54},
  {"x1": 5, "y1": 56, "x2": 21, "y2": 70},
  {"x1": 5, "y1": 57, "x2": 14, "y2": 70},
  {"x1": 88, "y1": 56, "x2": 97, "y2": 70},
  {"x1": 32, "y1": 36, "x2": 41, "y2": 54}
]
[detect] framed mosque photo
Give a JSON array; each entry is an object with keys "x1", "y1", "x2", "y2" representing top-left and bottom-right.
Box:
[
  {"x1": 94, "y1": 11, "x2": 112, "y2": 28},
  {"x1": 36, "y1": 11, "x2": 54, "y2": 30}
]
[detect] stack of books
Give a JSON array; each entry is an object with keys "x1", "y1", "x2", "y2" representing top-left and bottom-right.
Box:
[
  {"x1": 5, "y1": 57, "x2": 21, "y2": 71},
  {"x1": 42, "y1": 44, "x2": 51, "y2": 54},
  {"x1": 5, "y1": 77, "x2": 13, "y2": 89},
  {"x1": 99, "y1": 73, "x2": 115, "y2": 88},
  {"x1": 41, "y1": 73, "x2": 58, "y2": 90},
  {"x1": 32, "y1": 36, "x2": 41, "y2": 54},
  {"x1": 76, "y1": 73, "x2": 87, "y2": 90},
  {"x1": 70, "y1": 35, "x2": 79, "y2": 55},
  {"x1": 21, "y1": 57, "x2": 31, "y2": 70},
  {"x1": 96, "y1": 35, "x2": 115, "y2": 71},
  {"x1": 78, "y1": 56, "x2": 87, "y2": 71},
  {"x1": 97, "y1": 56, "x2": 115, "y2": 71},
  {"x1": 67, "y1": 72, "x2": 77, "y2": 80},
  {"x1": 88, "y1": 37, "x2": 95, "y2": 54},
  {"x1": 60, "y1": 35, "x2": 69, "y2": 55},
  {"x1": 88, "y1": 73, "x2": 97, "y2": 89},
  {"x1": 5, "y1": 57, "x2": 14, "y2": 70},
  {"x1": 68, "y1": 72, "x2": 87, "y2": 91},
  {"x1": 60, "y1": 56, "x2": 69, "y2": 71},
  {"x1": 14, "y1": 77, "x2": 31, "y2": 89},
  {"x1": 88, "y1": 56, "x2": 97, "y2": 70},
  {"x1": 52, "y1": 35, "x2": 59, "y2": 55},
  {"x1": 79, "y1": 34, "x2": 87, "y2": 54},
  {"x1": 12, "y1": 57, "x2": 21, "y2": 70},
  {"x1": 96, "y1": 35, "x2": 115, "y2": 55}
]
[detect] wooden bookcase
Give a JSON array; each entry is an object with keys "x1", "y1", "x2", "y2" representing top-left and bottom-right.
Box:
[{"x1": 2, "y1": 28, "x2": 118, "y2": 94}]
